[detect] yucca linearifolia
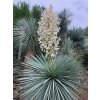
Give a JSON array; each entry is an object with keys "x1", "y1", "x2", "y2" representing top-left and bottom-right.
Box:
[
  {"x1": 58, "y1": 9, "x2": 72, "y2": 38},
  {"x1": 17, "y1": 54, "x2": 82, "y2": 100},
  {"x1": 14, "y1": 17, "x2": 38, "y2": 60}
]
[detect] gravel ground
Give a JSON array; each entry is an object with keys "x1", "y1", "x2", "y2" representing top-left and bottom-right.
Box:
[{"x1": 79, "y1": 68, "x2": 88, "y2": 100}]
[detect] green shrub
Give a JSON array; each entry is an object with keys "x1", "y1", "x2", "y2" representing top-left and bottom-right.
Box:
[
  {"x1": 13, "y1": 2, "x2": 31, "y2": 24},
  {"x1": 31, "y1": 5, "x2": 45, "y2": 21}
]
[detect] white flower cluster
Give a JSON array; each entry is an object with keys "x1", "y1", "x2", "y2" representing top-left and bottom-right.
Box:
[{"x1": 37, "y1": 6, "x2": 61, "y2": 58}]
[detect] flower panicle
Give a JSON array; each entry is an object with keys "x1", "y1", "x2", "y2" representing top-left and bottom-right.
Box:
[{"x1": 37, "y1": 5, "x2": 61, "y2": 59}]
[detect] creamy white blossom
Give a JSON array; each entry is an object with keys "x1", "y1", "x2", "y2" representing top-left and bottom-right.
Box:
[{"x1": 37, "y1": 5, "x2": 60, "y2": 58}]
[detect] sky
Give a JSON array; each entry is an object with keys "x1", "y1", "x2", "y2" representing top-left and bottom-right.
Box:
[{"x1": 13, "y1": 0, "x2": 88, "y2": 28}]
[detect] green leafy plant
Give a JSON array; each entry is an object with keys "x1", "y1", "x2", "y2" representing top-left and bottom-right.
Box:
[
  {"x1": 61, "y1": 37, "x2": 73, "y2": 54},
  {"x1": 17, "y1": 54, "x2": 82, "y2": 100},
  {"x1": 67, "y1": 28, "x2": 88, "y2": 70},
  {"x1": 68, "y1": 28, "x2": 84, "y2": 42},
  {"x1": 31, "y1": 5, "x2": 45, "y2": 21},
  {"x1": 14, "y1": 17, "x2": 38, "y2": 60},
  {"x1": 67, "y1": 28, "x2": 86, "y2": 52},
  {"x1": 13, "y1": 2, "x2": 31, "y2": 24}
]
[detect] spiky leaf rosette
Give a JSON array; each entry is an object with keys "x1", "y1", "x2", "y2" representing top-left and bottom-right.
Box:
[
  {"x1": 61, "y1": 37, "x2": 73, "y2": 54},
  {"x1": 14, "y1": 17, "x2": 38, "y2": 60},
  {"x1": 17, "y1": 55, "x2": 82, "y2": 100},
  {"x1": 58, "y1": 9, "x2": 72, "y2": 38}
]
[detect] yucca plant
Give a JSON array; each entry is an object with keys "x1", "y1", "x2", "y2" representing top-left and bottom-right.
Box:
[
  {"x1": 14, "y1": 5, "x2": 84, "y2": 100},
  {"x1": 61, "y1": 37, "x2": 73, "y2": 54},
  {"x1": 14, "y1": 17, "x2": 38, "y2": 60},
  {"x1": 67, "y1": 28, "x2": 84, "y2": 42},
  {"x1": 67, "y1": 28, "x2": 86, "y2": 53},
  {"x1": 67, "y1": 28, "x2": 88, "y2": 70},
  {"x1": 58, "y1": 9, "x2": 72, "y2": 39},
  {"x1": 17, "y1": 54, "x2": 82, "y2": 100}
]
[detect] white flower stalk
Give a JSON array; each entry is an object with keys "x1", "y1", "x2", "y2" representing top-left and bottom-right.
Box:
[{"x1": 37, "y1": 5, "x2": 60, "y2": 58}]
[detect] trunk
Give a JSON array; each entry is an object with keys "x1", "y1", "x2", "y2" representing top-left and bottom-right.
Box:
[{"x1": 25, "y1": 47, "x2": 35, "y2": 58}]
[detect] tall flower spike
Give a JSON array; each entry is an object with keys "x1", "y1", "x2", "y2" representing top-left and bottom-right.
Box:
[{"x1": 37, "y1": 5, "x2": 61, "y2": 59}]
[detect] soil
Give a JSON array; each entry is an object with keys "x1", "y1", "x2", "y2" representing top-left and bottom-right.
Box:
[
  {"x1": 79, "y1": 68, "x2": 88, "y2": 100},
  {"x1": 13, "y1": 79, "x2": 23, "y2": 100}
]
